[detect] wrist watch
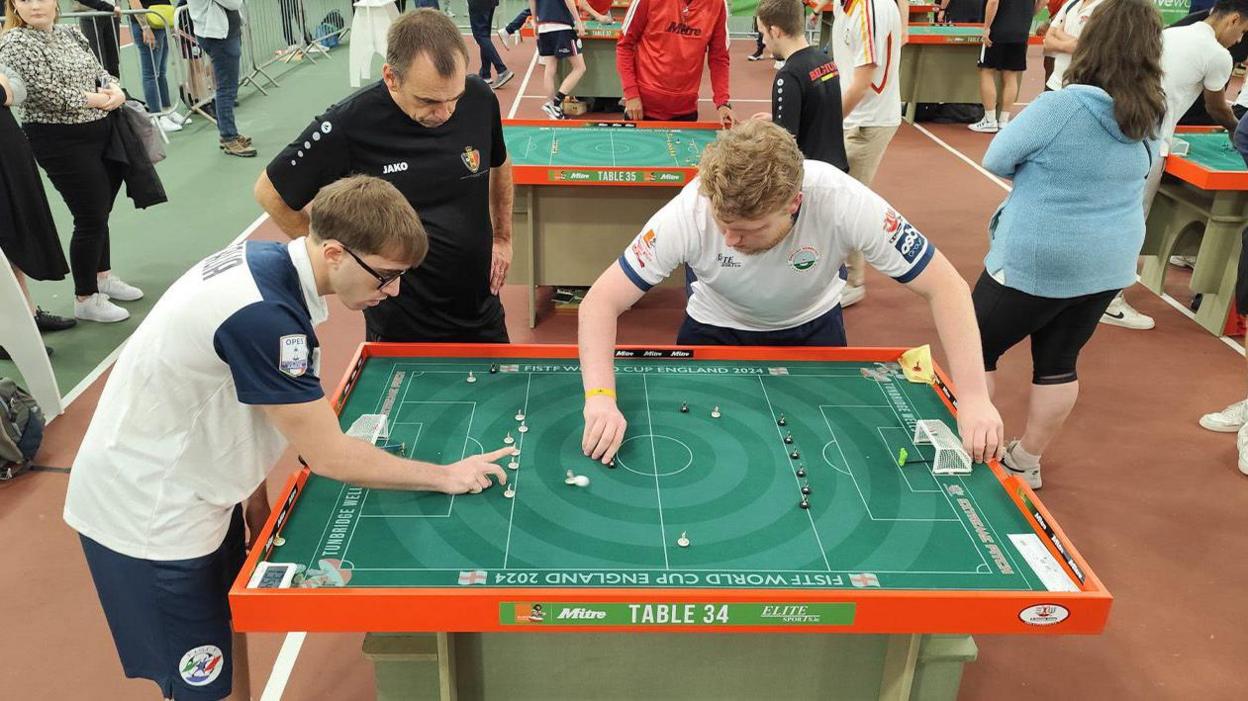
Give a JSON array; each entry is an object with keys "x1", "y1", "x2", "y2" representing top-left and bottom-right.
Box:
[{"x1": 717, "y1": 102, "x2": 732, "y2": 110}]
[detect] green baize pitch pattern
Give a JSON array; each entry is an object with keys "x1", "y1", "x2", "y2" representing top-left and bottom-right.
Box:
[
  {"x1": 504, "y1": 126, "x2": 718, "y2": 168},
  {"x1": 266, "y1": 357, "x2": 1060, "y2": 592},
  {"x1": 1175, "y1": 132, "x2": 1248, "y2": 172}
]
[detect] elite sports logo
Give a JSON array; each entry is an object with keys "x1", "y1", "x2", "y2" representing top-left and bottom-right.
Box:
[
  {"x1": 788, "y1": 246, "x2": 820, "y2": 272},
  {"x1": 178, "y1": 645, "x2": 224, "y2": 687},
  {"x1": 461, "y1": 146, "x2": 481, "y2": 173}
]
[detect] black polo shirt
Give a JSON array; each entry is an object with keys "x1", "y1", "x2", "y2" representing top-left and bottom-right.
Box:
[
  {"x1": 772, "y1": 46, "x2": 848, "y2": 171},
  {"x1": 266, "y1": 76, "x2": 509, "y2": 342}
]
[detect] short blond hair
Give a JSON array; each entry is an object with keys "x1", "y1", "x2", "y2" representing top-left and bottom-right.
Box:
[
  {"x1": 698, "y1": 120, "x2": 804, "y2": 221},
  {"x1": 309, "y1": 175, "x2": 429, "y2": 267}
]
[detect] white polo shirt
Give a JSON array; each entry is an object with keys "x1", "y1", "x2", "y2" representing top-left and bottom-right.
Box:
[
  {"x1": 64, "y1": 239, "x2": 329, "y2": 561},
  {"x1": 1046, "y1": 0, "x2": 1107, "y2": 91},
  {"x1": 832, "y1": 0, "x2": 903, "y2": 128},
  {"x1": 618, "y1": 160, "x2": 936, "y2": 331},
  {"x1": 1161, "y1": 22, "x2": 1233, "y2": 141}
]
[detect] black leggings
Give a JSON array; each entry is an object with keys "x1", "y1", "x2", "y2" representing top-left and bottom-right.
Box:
[
  {"x1": 972, "y1": 271, "x2": 1117, "y2": 385},
  {"x1": 24, "y1": 119, "x2": 123, "y2": 297}
]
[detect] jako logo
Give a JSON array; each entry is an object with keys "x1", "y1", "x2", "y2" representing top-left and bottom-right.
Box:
[
  {"x1": 557, "y1": 607, "x2": 608, "y2": 620},
  {"x1": 382, "y1": 162, "x2": 409, "y2": 174}
]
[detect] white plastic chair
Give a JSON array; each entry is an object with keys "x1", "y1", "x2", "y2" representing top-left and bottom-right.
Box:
[{"x1": 0, "y1": 248, "x2": 63, "y2": 420}]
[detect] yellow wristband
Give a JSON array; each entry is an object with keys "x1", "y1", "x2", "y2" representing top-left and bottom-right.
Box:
[{"x1": 585, "y1": 388, "x2": 617, "y2": 399}]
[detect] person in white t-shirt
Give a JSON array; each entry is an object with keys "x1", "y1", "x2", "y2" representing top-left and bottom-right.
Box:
[
  {"x1": 1043, "y1": 0, "x2": 1107, "y2": 91},
  {"x1": 575, "y1": 120, "x2": 1003, "y2": 467},
  {"x1": 820, "y1": 0, "x2": 903, "y2": 309},
  {"x1": 63, "y1": 176, "x2": 513, "y2": 701},
  {"x1": 1100, "y1": 0, "x2": 1248, "y2": 331}
]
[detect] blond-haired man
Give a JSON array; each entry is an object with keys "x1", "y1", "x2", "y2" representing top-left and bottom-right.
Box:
[
  {"x1": 576, "y1": 121, "x2": 1002, "y2": 466},
  {"x1": 65, "y1": 176, "x2": 514, "y2": 701}
]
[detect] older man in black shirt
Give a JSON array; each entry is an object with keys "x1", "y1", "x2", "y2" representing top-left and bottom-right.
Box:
[{"x1": 255, "y1": 9, "x2": 514, "y2": 342}]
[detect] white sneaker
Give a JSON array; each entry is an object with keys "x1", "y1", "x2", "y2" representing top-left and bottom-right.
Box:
[
  {"x1": 496, "y1": 28, "x2": 513, "y2": 49},
  {"x1": 968, "y1": 116, "x2": 999, "y2": 133},
  {"x1": 998, "y1": 115, "x2": 1010, "y2": 129},
  {"x1": 1237, "y1": 423, "x2": 1248, "y2": 475},
  {"x1": 1169, "y1": 255, "x2": 1196, "y2": 269},
  {"x1": 166, "y1": 112, "x2": 191, "y2": 126},
  {"x1": 1002, "y1": 440, "x2": 1042, "y2": 489},
  {"x1": 1100, "y1": 292, "x2": 1154, "y2": 330},
  {"x1": 1200, "y1": 400, "x2": 1248, "y2": 432},
  {"x1": 98, "y1": 274, "x2": 144, "y2": 302},
  {"x1": 841, "y1": 284, "x2": 865, "y2": 308},
  {"x1": 75, "y1": 293, "x2": 130, "y2": 323},
  {"x1": 157, "y1": 114, "x2": 183, "y2": 133}
]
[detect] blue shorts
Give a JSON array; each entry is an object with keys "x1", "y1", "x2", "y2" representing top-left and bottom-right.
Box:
[
  {"x1": 537, "y1": 29, "x2": 581, "y2": 58},
  {"x1": 676, "y1": 304, "x2": 848, "y2": 346},
  {"x1": 79, "y1": 506, "x2": 247, "y2": 701}
]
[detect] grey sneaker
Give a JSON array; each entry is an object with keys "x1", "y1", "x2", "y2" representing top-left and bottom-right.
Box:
[
  {"x1": 491, "y1": 69, "x2": 515, "y2": 89},
  {"x1": 1001, "y1": 440, "x2": 1042, "y2": 490},
  {"x1": 220, "y1": 136, "x2": 257, "y2": 158}
]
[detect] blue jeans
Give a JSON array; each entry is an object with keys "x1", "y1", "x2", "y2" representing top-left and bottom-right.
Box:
[
  {"x1": 469, "y1": 5, "x2": 506, "y2": 78},
  {"x1": 128, "y1": 19, "x2": 171, "y2": 113},
  {"x1": 415, "y1": 0, "x2": 441, "y2": 8},
  {"x1": 198, "y1": 11, "x2": 242, "y2": 140},
  {"x1": 505, "y1": 8, "x2": 530, "y2": 33}
]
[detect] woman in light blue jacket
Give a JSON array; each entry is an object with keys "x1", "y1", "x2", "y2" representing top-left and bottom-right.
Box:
[{"x1": 973, "y1": 0, "x2": 1166, "y2": 489}]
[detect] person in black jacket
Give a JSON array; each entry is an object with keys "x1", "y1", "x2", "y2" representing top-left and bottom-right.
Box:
[
  {"x1": 76, "y1": 0, "x2": 123, "y2": 79},
  {"x1": 0, "y1": 63, "x2": 75, "y2": 360},
  {"x1": 0, "y1": 0, "x2": 144, "y2": 324}
]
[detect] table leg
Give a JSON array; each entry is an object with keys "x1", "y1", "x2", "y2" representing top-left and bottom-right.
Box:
[
  {"x1": 437, "y1": 632, "x2": 457, "y2": 701},
  {"x1": 526, "y1": 189, "x2": 537, "y2": 329},
  {"x1": 879, "y1": 633, "x2": 921, "y2": 701}
]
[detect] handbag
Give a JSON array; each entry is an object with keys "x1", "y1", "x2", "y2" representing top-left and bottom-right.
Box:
[
  {"x1": 144, "y1": 3, "x2": 177, "y2": 29},
  {"x1": 120, "y1": 99, "x2": 167, "y2": 164}
]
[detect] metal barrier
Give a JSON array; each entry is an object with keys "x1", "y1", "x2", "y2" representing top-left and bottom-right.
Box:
[{"x1": 58, "y1": 8, "x2": 191, "y2": 138}]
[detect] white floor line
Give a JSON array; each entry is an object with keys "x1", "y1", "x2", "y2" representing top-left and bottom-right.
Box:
[
  {"x1": 911, "y1": 122, "x2": 1012, "y2": 192},
  {"x1": 260, "y1": 632, "x2": 307, "y2": 701},
  {"x1": 57, "y1": 213, "x2": 270, "y2": 411},
  {"x1": 507, "y1": 51, "x2": 541, "y2": 119}
]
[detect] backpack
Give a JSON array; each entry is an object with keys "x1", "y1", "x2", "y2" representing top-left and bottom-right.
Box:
[
  {"x1": 312, "y1": 10, "x2": 345, "y2": 49},
  {"x1": 0, "y1": 378, "x2": 45, "y2": 482}
]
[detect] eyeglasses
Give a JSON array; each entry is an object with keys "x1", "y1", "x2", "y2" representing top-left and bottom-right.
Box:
[{"x1": 341, "y1": 245, "x2": 407, "y2": 290}]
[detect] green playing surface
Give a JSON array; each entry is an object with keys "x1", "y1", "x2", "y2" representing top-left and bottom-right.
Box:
[
  {"x1": 1175, "y1": 132, "x2": 1246, "y2": 172},
  {"x1": 264, "y1": 356, "x2": 1077, "y2": 593},
  {"x1": 504, "y1": 125, "x2": 717, "y2": 168},
  {"x1": 910, "y1": 25, "x2": 983, "y2": 39},
  {"x1": 580, "y1": 20, "x2": 622, "y2": 37}
]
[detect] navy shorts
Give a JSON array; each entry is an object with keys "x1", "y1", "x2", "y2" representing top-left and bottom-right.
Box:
[
  {"x1": 537, "y1": 29, "x2": 581, "y2": 58},
  {"x1": 676, "y1": 305, "x2": 848, "y2": 346},
  {"x1": 80, "y1": 506, "x2": 247, "y2": 701}
]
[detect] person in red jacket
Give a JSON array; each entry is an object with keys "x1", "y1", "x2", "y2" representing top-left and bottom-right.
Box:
[{"x1": 616, "y1": 0, "x2": 737, "y2": 125}]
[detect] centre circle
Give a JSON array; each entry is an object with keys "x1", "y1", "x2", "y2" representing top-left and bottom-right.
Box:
[{"x1": 615, "y1": 434, "x2": 694, "y2": 477}]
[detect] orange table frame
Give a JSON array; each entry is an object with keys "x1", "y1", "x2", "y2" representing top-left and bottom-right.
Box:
[{"x1": 231, "y1": 343, "x2": 1112, "y2": 636}]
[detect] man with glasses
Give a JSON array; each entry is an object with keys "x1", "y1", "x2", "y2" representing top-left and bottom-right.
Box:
[
  {"x1": 65, "y1": 175, "x2": 515, "y2": 701},
  {"x1": 255, "y1": 9, "x2": 515, "y2": 343}
]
